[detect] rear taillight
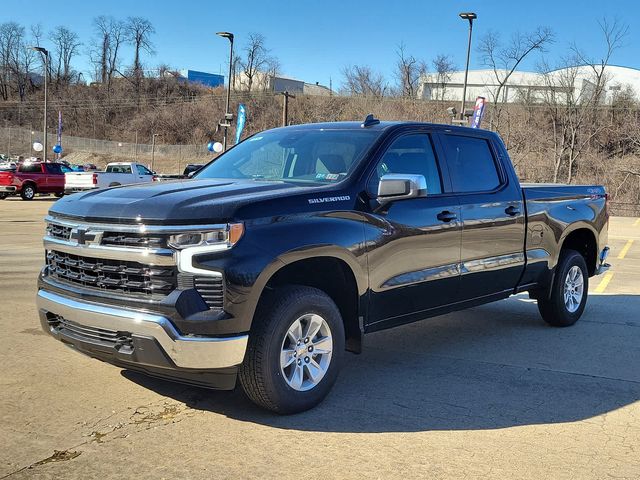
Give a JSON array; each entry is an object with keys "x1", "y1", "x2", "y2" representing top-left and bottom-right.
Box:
[
  {"x1": 152, "y1": 175, "x2": 158, "y2": 182},
  {"x1": 92, "y1": 173, "x2": 98, "y2": 185}
]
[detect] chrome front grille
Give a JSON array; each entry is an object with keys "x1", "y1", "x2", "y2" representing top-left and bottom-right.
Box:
[
  {"x1": 101, "y1": 233, "x2": 167, "y2": 248},
  {"x1": 46, "y1": 251, "x2": 177, "y2": 297},
  {"x1": 47, "y1": 223, "x2": 72, "y2": 241}
]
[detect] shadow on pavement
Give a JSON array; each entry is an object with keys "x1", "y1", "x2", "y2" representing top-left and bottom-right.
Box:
[{"x1": 122, "y1": 293, "x2": 640, "y2": 432}]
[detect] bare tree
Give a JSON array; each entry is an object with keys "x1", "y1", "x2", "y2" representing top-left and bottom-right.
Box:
[
  {"x1": 394, "y1": 43, "x2": 426, "y2": 98},
  {"x1": 0, "y1": 22, "x2": 24, "y2": 101},
  {"x1": 124, "y1": 16, "x2": 155, "y2": 80},
  {"x1": 49, "y1": 26, "x2": 81, "y2": 86},
  {"x1": 90, "y1": 16, "x2": 125, "y2": 91},
  {"x1": 341, "y1": 65, "x2": 387, "y2": 97},
  {"x1": 479, "y1": 26, "x2": 554, "y2": 129},
  {"x1": 431, "y1": 54, "x2": 455, "y2": 100},
  {"x1": 540, "y1": 19, "x2": 628, "y2": 183},
  {"x1": 239, "y1": 33, "x2": 276, "y2": 92}
]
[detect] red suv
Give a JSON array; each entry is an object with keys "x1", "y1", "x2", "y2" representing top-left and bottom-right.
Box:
[{"x1": 0, "y1": 162, "x2": 69, "y2": 200}]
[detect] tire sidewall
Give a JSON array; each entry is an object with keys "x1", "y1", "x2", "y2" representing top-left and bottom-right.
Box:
[
  {"x1": 552, "y1": 251, "x2": 589, "y2": 324},
  {"x1": 260, "y1": 289, "x2": 345, "y2": 413},
  {"x1": 22, "y1": 185, "x2": 35, "y2": 200}
]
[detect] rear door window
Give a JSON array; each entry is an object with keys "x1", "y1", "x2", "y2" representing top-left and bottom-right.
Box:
[
  {"x1": 106, "y1": 165, "x2": 132, "y2": 174},
  {"x1": 441, "y1": 135, "x2": 501, "y2": 193}
]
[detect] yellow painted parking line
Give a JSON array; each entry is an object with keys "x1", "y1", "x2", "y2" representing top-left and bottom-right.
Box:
[
  {"x1": 617, "y1": 240, "x2": 634, "y2": 259},
  {"x1": 634, "y1": 218, "x2": 640, "y2": 227},
  {"x1": 594, "y1": 272, "x2": 614, "y2": 293}
]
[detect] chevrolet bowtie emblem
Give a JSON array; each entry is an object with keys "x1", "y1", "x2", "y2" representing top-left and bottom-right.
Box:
[{"x1": 70, "y1": 228, "x2": 100, "y2": 245}]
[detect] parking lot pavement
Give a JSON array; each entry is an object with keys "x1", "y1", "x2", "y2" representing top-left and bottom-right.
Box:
[{"x1": 1, "y1": 198, "x2": 639, "y2": 480}]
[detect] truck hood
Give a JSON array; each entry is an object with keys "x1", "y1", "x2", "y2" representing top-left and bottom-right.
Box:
[{"x1": 49, "y1": 178, "x2": 312, "y2": 224}]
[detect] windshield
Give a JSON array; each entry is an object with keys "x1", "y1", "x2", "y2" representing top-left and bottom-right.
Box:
[{"x1": 195, "y1": 129, "x2": 380, "y2": 185}]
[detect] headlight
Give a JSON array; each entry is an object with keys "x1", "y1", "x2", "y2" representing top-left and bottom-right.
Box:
[{"x1": 168, "y1": 223, "x2": 244, "y2": 250}]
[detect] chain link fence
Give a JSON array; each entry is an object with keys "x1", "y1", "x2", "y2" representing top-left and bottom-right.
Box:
[{"x1": 0, "y1": 126, "x2": 211, "y2": 173}]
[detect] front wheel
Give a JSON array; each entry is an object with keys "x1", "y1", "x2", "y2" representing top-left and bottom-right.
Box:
[
  {"x1": 239, "y1": 286, "x2": 345, "y2": 414},
  {"x1": 537, "y1": 249, "x2": 589, "y2": 327},
  {"x1": 0, "y1": 193, "x2": 8, "y2": 200}
]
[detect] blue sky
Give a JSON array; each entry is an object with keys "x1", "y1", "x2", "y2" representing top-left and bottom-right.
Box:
[{"x1": 4, "y1": 0, "x2": 639, "y2": 86}]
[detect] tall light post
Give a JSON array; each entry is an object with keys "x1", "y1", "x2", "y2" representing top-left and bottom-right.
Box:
[
  {"x1": 30, "y1": 46, "x2": 49, "y2": 160},
  {"x1": 458, "y1": 12, "x2": 477, "y2": 121},
  {"x1": 216, "y1": 31, "x2": 234, "y2": 151}
]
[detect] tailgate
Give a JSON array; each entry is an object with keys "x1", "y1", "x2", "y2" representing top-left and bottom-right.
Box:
[
  {"x1": 65, "y1": 172, "x2": 95, "y2": 188},
  {"x1": 0, "y1": 171, "x2": 14, "y2": 186}
]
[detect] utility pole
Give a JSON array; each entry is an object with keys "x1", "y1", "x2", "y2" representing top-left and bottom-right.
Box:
[
  {"x1": 151, "y1": 133, "x2": 159, "y2": 171},
  {"x1": 281, "y1": 91, "x2": 295, "y2": 127}
]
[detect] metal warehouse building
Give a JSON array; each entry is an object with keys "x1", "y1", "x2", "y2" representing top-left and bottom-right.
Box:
[{"x1": 418, "y1": 65, "x2": 640, "y2": 104}]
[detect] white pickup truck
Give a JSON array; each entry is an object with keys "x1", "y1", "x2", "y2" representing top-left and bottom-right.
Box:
[{"x1": 64, "y1": 162, "x2": 156, "y2": 194}]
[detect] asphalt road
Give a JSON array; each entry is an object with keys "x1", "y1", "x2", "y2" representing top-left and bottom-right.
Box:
[{"x1": 1, "y1": 197, "x2": 639, "y2": 480}]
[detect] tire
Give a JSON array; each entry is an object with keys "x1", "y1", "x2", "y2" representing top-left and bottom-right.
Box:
[
  {"x1": 537, "y1": 249, "x2": 589, "y2": 327},
  {"x1": 54, "y1": 192, "x2": 64, "y2": 198},
  {"x1": 0, "y1": 193, "x2": 7, "y2": 200},
  {"x1": 239, "y1": 285, "x2": 345, "y2": 414},
  {"x1": 20, "y1": 184, "x2": 36, "y2": 201}
]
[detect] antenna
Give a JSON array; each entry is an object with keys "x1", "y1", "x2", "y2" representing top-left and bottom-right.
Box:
[{"x1": 361, "y1": 114, "x2": 380, "y2": 128}]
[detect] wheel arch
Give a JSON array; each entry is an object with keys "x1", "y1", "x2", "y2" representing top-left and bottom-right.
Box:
[
  {"x1": 558, "y1": 225, "x2": 598, "y2": 276},
  {"x1": 251, "y1": 250, "x2": 366, "y2": 354}
]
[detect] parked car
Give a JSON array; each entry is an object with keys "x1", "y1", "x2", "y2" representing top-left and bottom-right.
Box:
[
  {"x1": 0, "y1": 161, "x2": 70, "y2": 200},
  {"x1": 64, "y1": 162, "x2": 155, "y2": 194},
  {"x1": 0, "y1": 161, "x2": 18, "y2": 172},
  {"x1": 37, "y1": 118, "x2": 609, "y2": 414}
]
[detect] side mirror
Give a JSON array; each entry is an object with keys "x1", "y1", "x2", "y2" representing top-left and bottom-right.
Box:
[
  {"x1": 187, "y1": 171, "x2": 196, "y2": 178},
  {"x1": 377, "y1": 174, "x2": 427, "y2": 205}
]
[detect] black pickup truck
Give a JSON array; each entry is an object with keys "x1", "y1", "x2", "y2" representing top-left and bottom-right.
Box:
[{"x1": 37, "y1": 117, "x2": 610, "y2": 413}]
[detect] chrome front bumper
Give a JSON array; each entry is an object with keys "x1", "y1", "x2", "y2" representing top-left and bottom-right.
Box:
[{"x1": 37, "y1": 289, "x2": 248, "y2": 369}]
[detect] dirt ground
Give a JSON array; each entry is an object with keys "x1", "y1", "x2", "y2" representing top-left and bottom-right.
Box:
[{"x1": 1, "y1": 197, "x2": 639, "y2": 479}]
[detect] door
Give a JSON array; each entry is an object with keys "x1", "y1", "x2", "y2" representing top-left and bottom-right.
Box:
[
  {"x1": 44, "y1": 163, "x2": 65, "y2": 192},
  {"x1": 366, "y1": 132, "x2": 462, "y2": 326},
  {"x1": 438, "y1": 133, "x2": 525, "y2": 300},
  {"x1": 136, "y1": 164, "x2": 154, "y2": 183}
]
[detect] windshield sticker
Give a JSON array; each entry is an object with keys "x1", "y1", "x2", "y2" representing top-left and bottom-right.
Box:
[
  {"x1": 315, "y1": 173, "x2": 341, "y2": 181},
  {"x1": 308, "y1": 195, "x2": 351, "y2": 204}
]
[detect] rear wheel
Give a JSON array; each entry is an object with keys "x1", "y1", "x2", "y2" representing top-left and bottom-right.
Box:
[
  {"x1": 20, "y1": 184, "x2": 36, "y2": 201},
  {"x1": 54, "y1": 192, "x2": 64, "y2": 198},
  {"x1": 537, "y1": 249, "x2": 589, "y2": 327},
  {"x1": 0, "y1": 193, "x2": 8, "y2": 200},
  {"x1": 239, "y1": 286, "x2": 344, "y2": 414}
]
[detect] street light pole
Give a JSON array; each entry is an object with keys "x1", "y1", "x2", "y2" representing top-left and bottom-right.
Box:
[
  {"x1": 216, "y1": 31, "x2": 234, "y2": 151},
  {"x1": 30, "y1": 46, "x2": 49, "y2": 160},
  {"x1": 459, "y1": 12, "x2": 477, "y2": 121}
]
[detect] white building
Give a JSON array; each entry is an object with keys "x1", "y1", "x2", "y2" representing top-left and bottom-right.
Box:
[{"x1": 418, "y1": 65, "x2": 640, "y2": 105}]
